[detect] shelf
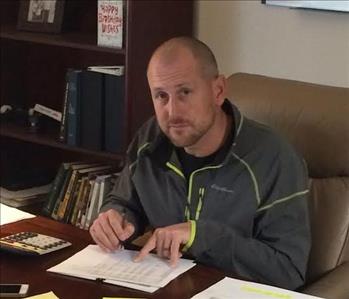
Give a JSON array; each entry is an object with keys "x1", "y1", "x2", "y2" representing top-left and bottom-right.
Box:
[
  {"x1": 0, "y1": 24, "x2": 125, "y2": 54},
  {"x1": 1, "y1": 123, "x2": 124, "y2": 161}
]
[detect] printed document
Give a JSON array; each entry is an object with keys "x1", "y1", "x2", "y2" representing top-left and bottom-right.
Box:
[
  {"x1": 48, "y1": 245, "x2": 195, "y2": 292},
  {"x1": 190, "y1": 277, "x2": 325, "y2": 299},
  {"x1": 0, "y1": 203, "x2": 35, "y2": 225}
]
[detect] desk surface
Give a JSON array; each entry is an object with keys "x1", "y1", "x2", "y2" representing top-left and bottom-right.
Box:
[{"x1": 0, "y1": 216, "x2": 225, "y2": 299}]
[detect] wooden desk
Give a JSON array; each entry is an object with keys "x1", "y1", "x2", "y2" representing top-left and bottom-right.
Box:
[{"x1": 0, "y1": 216, "x2": 225, "y2": 299}]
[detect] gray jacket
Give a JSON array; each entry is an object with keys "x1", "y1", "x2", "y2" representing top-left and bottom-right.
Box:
[{"x1": 102, "y1": 101, "x2": 311, "y2": 290}]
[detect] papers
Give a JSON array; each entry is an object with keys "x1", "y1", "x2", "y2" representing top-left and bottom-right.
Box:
[
  {"x1": 48, "y1": 245, "x2": 195, "y2": 293},
  {"x1": 0, "y1": 184, "x2": 51, "y2": 208},
  {"x1": 0, "y1": 203, "x2": 35, "y2": 225},
  {"x1": 25, "y1": 291, "x2": 59, "y2": 299},
  {"x1": 191, "y1": 277, "x2": 325, "y2": 299}
]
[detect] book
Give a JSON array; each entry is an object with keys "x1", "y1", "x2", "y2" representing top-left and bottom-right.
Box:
[
  {"x1": 97, "y1": 172, "x2": 119, "y2": 212},
  {"x1": 66, "y1": 70, "x2": 82, "y2": 147},
  {"x1": 56, "y1": 165, "x2": 111, "y2": 221},
  {"x1": 83, "y1": 178, "x2": 100, "y2": 229},
  {"x1": 87, "y1": 65, "x2": 124, "y2": 76},
  {"x1": 64, "y1": 166, "x2": 113, "y2": 223},
  {"x1": 79, "y1": 70, "x2": 104, "y2": 151},
  {"x1": 62, "y1": 176, "x2": 83, "y2": 223},
  {"x1": 104, "y1": 72, "x2": 125, "y2": 152},
  {"x1": 59, "y1": 70, "x2": 72, "y2": 142},
  {"x1": 97, "y1": 0, "x2": 123, "y2": 49},
  {"x1": 42, "y1": 162, "x2": 79, "y2": 216},
  {"x1": 69, "y1": 176, "x2": 89, "y2": 225},
  {"x1": 76, "y1": 178, "x2": 94, "y2": 229},
  {"x1": 51, "y1": 163, "x2": 97, "y2": 220}
]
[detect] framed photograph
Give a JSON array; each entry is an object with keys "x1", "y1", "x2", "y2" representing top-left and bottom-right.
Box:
[{"x1": 17, "y1": 0, "x2": 65, "y2": 33}]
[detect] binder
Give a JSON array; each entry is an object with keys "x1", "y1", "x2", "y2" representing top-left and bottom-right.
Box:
[
  {"x1": 66, "y1": 69, "x2": 81, "y2": 146},
  {"x1": 79, "y1": 70, "x2": 104, "y2": 151},
  {"x1": 104, "y1": 73, "x2": 125, "y2": 152}
]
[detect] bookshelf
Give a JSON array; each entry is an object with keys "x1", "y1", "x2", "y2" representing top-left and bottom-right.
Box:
[{"x1": 0, "y1": 0, "x2": 193, "y2": 168}]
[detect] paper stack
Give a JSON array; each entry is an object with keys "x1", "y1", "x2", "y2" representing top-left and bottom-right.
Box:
[
  {"x1": 0, "y1": 203, "x2": 35, "y2": 225},
  {"x1": 190, "y1": 277, "x2": 325, "y2": 299},
  {"x1": 48, "y1": 245, "x2": 195, "y2": 293},
  {"x1": 0, "y1": 184, "x2": 51, "y2": 208}
]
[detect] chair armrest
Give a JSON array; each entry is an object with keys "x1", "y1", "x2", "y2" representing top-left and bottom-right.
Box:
[{"x1": 302, "y1": 262, "x2": 349, "y2": 299}]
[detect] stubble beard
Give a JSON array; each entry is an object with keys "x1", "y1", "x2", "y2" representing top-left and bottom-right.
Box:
[{"x1": 163, "y1": 111, "x2": 216, "y2": 148}]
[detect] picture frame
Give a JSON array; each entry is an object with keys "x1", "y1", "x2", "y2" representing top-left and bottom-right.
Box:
[{"x1": 17, "y1": 0, "x2": 65, "y2": 33}]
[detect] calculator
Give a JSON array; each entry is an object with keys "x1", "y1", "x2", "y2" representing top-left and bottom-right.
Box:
[{"x1": 0, "y1": 232, "x2": 72, "y2": 255}]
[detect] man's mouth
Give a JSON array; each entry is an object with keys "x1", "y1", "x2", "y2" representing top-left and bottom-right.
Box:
[{"x1": 169, "y1": 123, "x2": 189, "y2": 129}]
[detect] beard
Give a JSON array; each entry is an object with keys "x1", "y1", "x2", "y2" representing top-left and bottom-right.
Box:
[{"x1": 160, "y1": 111, "x2": 216, "y2": 148}]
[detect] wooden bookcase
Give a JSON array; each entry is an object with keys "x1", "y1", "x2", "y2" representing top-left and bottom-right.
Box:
[{"x1": 0, "y1": 0, "x2": 193, "y2": 172}]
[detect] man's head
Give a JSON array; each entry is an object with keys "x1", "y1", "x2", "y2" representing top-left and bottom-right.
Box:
[{"x1": 147, "y1": 37, "x2": 227, "y2": 154}]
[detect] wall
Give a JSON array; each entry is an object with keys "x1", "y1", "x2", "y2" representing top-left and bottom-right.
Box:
[{"x1": 195, "y1": 0, "x2": 349, "y2": 88}]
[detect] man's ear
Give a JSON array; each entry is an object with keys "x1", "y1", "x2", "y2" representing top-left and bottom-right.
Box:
[{"x1": 213, "y1": 75, "x2": 227, "y2": 105}]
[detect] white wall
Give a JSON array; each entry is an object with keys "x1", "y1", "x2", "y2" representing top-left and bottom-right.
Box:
[{"x1": 195, "y1": 0, "x2": 349, "y2": 88}]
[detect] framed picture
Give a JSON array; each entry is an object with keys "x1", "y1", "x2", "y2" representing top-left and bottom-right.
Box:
[{"x1": 17, "y1": 0, "x2": 65, "y2": 33}]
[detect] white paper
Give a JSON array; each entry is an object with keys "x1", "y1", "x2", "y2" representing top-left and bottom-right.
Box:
[
  {"x1": 0, "y1": 203, "x2": 36, "y2": 225},
  {"x1": 48, "y1": 245, "x2": 195, "y2": 292},
  {"x1": 104, "y1": 279, "x2": 159, "y2": 293},
  {"x1": 191, "y1": 277, "x2": 325, "y2": 299}
]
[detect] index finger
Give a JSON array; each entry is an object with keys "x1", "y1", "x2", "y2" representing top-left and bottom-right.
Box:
[
  {"x1": 169, "y1": 237, "x2": 181, "y2": 267},
  {"x1": 134, "y1": 234, "x2": 156, "y2": 262}
]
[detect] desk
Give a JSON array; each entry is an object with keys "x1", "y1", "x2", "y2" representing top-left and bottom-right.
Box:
[{"x1": 0, "y1": 216, "x2": 225, "y2": 299}]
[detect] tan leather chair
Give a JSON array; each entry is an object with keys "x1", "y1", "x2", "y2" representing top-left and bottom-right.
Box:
[{"x1": 226, "y1": 73, "x2": 349, "y2": 299}]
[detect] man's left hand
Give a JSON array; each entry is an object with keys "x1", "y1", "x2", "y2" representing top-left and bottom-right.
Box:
[{"x1": 134, "y1": 222, "x2": 191, "y2": 267}]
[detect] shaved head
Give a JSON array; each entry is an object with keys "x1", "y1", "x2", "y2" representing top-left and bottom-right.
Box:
[{"x1": 148, "y1": 37, "x2": 219, "y2": 80}]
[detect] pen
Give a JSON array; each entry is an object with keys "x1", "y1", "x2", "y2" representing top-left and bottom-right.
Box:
[{"x1": 119, "y1": 209, "x2": 126, "y2": 249}]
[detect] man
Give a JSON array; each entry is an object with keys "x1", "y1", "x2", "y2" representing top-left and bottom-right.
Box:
[{"x1": 90, "y1": 37, "x2": 311, "y2": 290}]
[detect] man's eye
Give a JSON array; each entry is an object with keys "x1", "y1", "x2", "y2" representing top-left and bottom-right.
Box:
[
  {"x1": 181, "y1": 88, "x2": 191, "y2": 96},
  {"x1": 155, "y1": 92, "x2": 168, "y2": 101}
]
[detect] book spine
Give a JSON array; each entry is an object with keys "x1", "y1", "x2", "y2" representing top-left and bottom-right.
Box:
[
  {"x1": 51, "y1": 169, "x2": 72, "y2": 220},
  {"x1": 66, "y1": 70, "x2": 81, "y2": 146},
  {"x1": 59, "y1": 71, "x2": 70, "y2": 142},
  {"x1": 104, "y1": 73, "x2": 125, "y2": 152},
  {"x1": 56, "y1": 170, "x2": 78, "y2": 220},
  {"x1": 42, "y1": 164, "x2": 66, "y2": 216},
  {"x1": 64, "y1": 177, "x2": 82, "y2": 223},
  {"x1": 76, "y1": 181, "x2": 92, "y2": 228},
  {"x1": 80, "y1": 70, "x2": 104, "y2": 151},
  {"x1": 70, "y1": 177, "x2": 88, "y2": 225},
  {"x1": 84, "y1": 181, "x2": 101, "y2": 229}
]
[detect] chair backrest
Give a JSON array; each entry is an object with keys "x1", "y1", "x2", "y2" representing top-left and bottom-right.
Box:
[{"x1": 226, "y1": 73, "x2": 349, "y2": 283}]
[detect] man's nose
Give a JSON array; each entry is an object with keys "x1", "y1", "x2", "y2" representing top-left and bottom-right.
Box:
[{"x1": 167, "y1": 97, "x2": 181, "y2": 118}]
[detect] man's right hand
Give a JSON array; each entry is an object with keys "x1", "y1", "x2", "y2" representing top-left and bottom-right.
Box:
[{"x1": 89, "y1": 209, "x2": 135, "y2": 252}]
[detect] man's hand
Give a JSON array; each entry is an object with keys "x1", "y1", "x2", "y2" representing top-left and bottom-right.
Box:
[
  {"x1": 134, "y1": 222, "x2": 191, "y2": 267},
  {"x1": 89, "y1": 209, "x2": 135, "y2": 252}
]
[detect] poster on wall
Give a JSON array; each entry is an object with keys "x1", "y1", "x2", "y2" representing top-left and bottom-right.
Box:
[
  {"x1": 263, "y1": 1, "x2": 349, "y2": 12},
  {"x1": 97, "y1": 0, "x2": 123, "y2": 48}
]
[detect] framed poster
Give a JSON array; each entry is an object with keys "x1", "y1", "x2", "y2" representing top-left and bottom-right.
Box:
[{"x1": 17, "y1": 0, "x2": 65, "y2": 33}]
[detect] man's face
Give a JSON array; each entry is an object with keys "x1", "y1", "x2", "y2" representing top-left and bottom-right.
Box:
[{"x1": 147, "y1": 49, "x2": 222, "y2": 149}]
